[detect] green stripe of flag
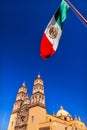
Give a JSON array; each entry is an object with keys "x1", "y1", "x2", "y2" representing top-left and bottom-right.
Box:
[{"x1": 54, "y1": 0, "x2": 69, "y2": 29}]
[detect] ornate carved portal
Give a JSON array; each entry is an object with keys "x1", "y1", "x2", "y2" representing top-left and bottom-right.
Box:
[
  {"x1": 15, "y1": 106, "x2": 29, "y2": 130},
  {"x1": 15, "y1": 125, "x2": 27, "y2": 130}
]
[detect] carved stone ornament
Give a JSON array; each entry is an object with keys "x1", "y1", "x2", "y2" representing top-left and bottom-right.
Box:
[
  {"x1": 16, "y1": 107, "x2": 29, "y2": 126},
  {"x1": 16, "y1": 114, "x2": 28, "y2": 125},
  {"x1": 15, "y1": 125, "x2": 27, "y2": 130},
  {"x1": 49, "y1": 26, "x2": 58, "y2": 39}
]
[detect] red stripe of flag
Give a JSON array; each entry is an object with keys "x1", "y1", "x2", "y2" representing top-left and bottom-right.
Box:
[{"x1": 40, "y1": 34, "x2": 55, "y2": 59}]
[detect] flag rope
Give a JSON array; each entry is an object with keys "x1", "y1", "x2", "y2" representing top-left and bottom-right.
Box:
[{"x1": 65, "y1": 0, "x2": 87, "y2": 25}]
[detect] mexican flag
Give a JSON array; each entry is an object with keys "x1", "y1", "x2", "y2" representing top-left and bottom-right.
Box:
[{"x1": 40, "y1": 0, "x2": 69, "y2": 59}]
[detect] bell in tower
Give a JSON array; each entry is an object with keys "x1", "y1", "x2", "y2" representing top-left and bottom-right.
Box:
[{"x1": 30, "y1": 74, "x2": 45, "y2": 108}]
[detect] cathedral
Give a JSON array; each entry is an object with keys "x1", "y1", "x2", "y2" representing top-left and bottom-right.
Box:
[{"x1": 8, "y1": 74, "x2": 87, "y2": 130}]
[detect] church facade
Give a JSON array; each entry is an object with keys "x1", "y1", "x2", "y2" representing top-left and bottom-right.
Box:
[{"x1": 8, "y1": 74, "x2": 87, "y2": 130}]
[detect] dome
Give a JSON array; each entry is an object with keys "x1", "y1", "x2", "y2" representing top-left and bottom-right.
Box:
[{"x1": 56, "y1": 106, "x2": 70, "y2": 117}]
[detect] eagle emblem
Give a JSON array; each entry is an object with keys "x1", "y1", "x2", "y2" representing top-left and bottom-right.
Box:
[{"x1": 49, "y1": 26, "x2": 58, "y2": 39}]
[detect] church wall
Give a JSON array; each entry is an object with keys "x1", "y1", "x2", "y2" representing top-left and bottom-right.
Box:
[
  {"x1": 46, "y1": 113, "x2": 69, "y2": 125},
  {"x1": 39, "y1": 121, "x2": 71, "y2": 130},
  {"x1": 46, "y1": 114, "x2": 58, "y2": 122},
  {"x1": 68, "y1": 120, "x2": 87, "y2": 130},
  {"x1": 27, "y1": 106, "x2": 46, "y2": 130},
  {"x1": 8, "y1": 113, "x2": 17, "y2": 130}
]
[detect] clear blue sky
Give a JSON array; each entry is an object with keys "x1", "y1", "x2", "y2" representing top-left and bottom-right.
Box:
[{"x1": 0, "y1": 0, "x2": 87, "y2": 129}]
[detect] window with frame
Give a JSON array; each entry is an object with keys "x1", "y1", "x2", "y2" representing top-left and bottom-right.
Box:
[{"x1": 31, "y1": 116, "x2": 34, "y2": 123}]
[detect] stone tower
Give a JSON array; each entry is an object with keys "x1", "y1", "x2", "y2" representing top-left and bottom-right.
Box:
[
  {"x1": 8, "y1": 82, "x2": 30, "y2": 130},
  {"x1": 27, "y1": 74, "x2": 46, "y2": 130},
  {"x1": 30, "y1": 74, "x2": 45, "y2": 108}
]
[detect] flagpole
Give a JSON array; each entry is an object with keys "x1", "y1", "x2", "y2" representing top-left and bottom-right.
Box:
[{"x1": 65, "y1": 0, "x2": 87, "y2": 24}]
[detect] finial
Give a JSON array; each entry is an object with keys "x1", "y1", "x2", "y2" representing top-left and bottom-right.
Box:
[
  {"x1": 78, "y1": 116, "x2": 81, "y2": 121},
  {"x1": 74, "y1": 115, "x2": 77, "y2": 120},
  {"x1": 37, "y1": 72, "x2": 40, "y2": 78},
  {"x1": 53, "y1": 111, "x2": 55, "y2": 116},
  {"x1": 22, "y1": 82, "x2": 26, "y2": 87},
  {"x1": 60, "y1": 106, "x2": 63, "y2": 110}
]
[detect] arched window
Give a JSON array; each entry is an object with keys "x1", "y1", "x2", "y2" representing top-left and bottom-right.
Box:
[
  {"x1": 49, "y1": 119, "x2": 52, "y2": 122},
  {"x1": 65, "y1": 127, "x2": 67, "y2": 130},
  {"x1": 39, "y1": 95, "x2": 41, "y2": 98},
  {"x1": 64, "y1": 117, "x2": 67, "y2": 121}
]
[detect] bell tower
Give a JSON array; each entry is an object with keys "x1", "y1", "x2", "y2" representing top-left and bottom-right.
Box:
[
  {"x1": 30, "y1": 74, "x2": 45, "y2": 108},
  {"x1": 8, "y1": 82, "x2": 29, "y2": 130},
  {"x1": 28, "y1": 74, "x2": 46, "y2": 130},
  {"x1": 12, "y1": 82, "x2": 28, "y2": 113}
]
